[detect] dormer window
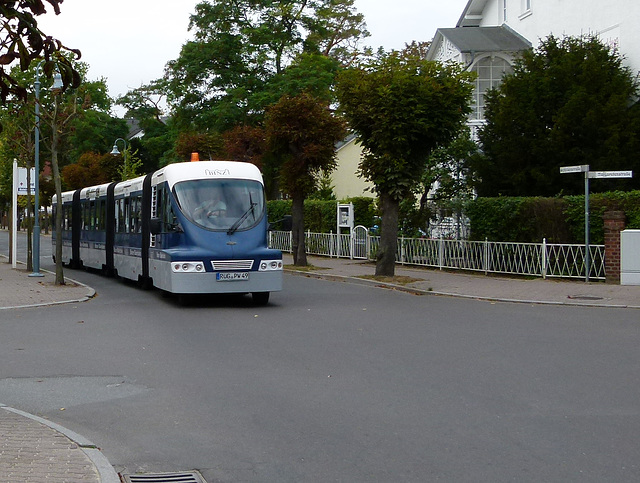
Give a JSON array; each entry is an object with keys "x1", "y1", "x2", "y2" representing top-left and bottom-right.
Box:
[{"x1": 503, "y1": 0, "x2": 508, "y2": 22}]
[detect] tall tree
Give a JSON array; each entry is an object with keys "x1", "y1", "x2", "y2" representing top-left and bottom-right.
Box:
[
  {"x1": 164, "y1": 0, "x2": 367, "y2": 131},
  {"x1": 0, "y1": 0, "x2": 80, "y2": 104},
  {"x1": 477, "y1": 35, "x2": 640, "y2": 197},
  {"x1": 336, "y1": 45, "x2": 474, "y2": 276},
  {"x1": 265, "y1": 92, "x2": 345, "y2": 265}
]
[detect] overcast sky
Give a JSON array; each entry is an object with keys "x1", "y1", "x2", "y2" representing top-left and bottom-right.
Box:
[{"x1": 38, "y1": 0, "x2": 468, "y2": 109}]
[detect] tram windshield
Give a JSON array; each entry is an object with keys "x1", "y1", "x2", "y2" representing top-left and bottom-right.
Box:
[{"x1": 173, "y1": 179, "x2": 265, "y2": 232}]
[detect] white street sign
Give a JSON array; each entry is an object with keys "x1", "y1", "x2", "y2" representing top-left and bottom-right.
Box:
[
  {"x1": 560, "y1": 165, "x2": 589, "y2": 174},
  {"x1": 588, "y1": 170, "x2": 633, "y2": 179},
  {"x1": 16, "y1": 167, "x2": 36, "y2": 194}
]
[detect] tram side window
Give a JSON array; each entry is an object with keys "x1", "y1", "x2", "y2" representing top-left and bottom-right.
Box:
[
  {"x1": 96, "y1": 199, "x2": 105, "y2": 231},
  {"x1": 115, "y1": 199, "x2": 121, "y2": 233},
  {"x1": 116, "y1": 198, "x2": 130, "y2": 233},
  {"x1": 90, "y1": 200, "x2": 96, "y2": 230},
  {"x1": 156, "y1": 184, "x2": 177, "y2": 231},
  {"x1": 130, "y1": 195, "x2": 142, "y2": 234},
  {"x1": 63, "y1": 205, "x2": 72, "y2": 230},
  {"x1": 82, "y1": 201, "x2": 89, "y2": 230}
]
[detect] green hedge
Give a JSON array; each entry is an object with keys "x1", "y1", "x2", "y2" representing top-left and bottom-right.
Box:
[
  {"x1": 269, "y1": 191, "x2": 640, "y2": 244},
  {"x1": 465, "y1": 191, "x2": 640, "y2": 244},
  {"x1": 267, "y1": 197, "x2": 377, "y2": 233}
]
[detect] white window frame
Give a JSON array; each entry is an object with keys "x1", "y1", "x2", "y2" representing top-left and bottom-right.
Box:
[{"x1": 469, "y1": 55, "x2": 513, "y2": 121}]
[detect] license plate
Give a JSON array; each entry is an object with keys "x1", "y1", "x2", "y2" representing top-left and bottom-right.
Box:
[{"x1": 217, "y1": 272, "x2": 250, "y2": 281}]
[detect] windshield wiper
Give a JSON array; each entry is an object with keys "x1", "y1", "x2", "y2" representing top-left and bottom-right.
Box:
[{"x1": 227, "y1": 202, "x2": 257, "y2": 235}]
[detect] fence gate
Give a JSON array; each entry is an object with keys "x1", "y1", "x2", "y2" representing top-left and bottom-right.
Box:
[{"x1": 352, "y1": 225, "x2": 369, "y2": 259}]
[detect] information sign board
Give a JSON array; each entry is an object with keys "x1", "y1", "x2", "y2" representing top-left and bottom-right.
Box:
[{"x1": 16, "y1": 167, "x2": 36, "y2": 194}]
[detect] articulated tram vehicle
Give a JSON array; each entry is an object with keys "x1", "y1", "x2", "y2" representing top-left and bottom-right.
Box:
[{"x1": 52, "y1": 160, "x2": 283, "y2": 305}]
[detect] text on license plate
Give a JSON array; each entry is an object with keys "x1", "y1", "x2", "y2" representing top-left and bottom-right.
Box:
[{"x1": 217, "y1": 272, "x2": 250, "y2": 281}]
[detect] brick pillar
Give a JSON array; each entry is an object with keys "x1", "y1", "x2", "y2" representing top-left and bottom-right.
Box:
[{"x1": 603, "y1": 211, "x2": 626, "y2": 284}]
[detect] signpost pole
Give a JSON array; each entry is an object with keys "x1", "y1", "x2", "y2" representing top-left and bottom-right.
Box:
[
  {"x1": 584, "y1": 171, "x2": 590, "y2": 283},
  {"x1": 560, "y1": 165, "x2": 632, "y2": 283},
  {"x1": 11, "y1": 159, "x2": 18, "y2": 268}
]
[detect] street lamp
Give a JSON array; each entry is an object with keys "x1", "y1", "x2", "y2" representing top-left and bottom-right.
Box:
[
  {"x1": 111, "y1": 137, "x2": 128, "y2": 179},
  {"x1": 110, "y1": 137, "x2": 127, "y2": 156},
  {"x1": 30, "y1": 63, "x2": 63, "y2": 277}
]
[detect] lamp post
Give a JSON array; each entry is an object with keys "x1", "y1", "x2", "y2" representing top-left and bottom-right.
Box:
[
  {"x1": 31, "y1": 63, "x2": 64, "y2": 277},
  {"x1": 111, "y1": 137, "x2": 127, "y2": 160}
]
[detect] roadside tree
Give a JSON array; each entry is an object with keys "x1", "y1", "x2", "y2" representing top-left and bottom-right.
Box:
[
  {"x1": 163, "y1": 0, "x2": 367, "y2": 131},
  {"x1": 335, "y1": 45, "x2": 474, "y2": 276},
  {"x1": 265, "y1": 92, "x2": 346, "y2": 266}
]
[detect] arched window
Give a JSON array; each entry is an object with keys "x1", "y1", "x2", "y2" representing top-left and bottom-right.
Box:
[{"x1": 470, "y1": 56, "x2": 513, "y2": 121}]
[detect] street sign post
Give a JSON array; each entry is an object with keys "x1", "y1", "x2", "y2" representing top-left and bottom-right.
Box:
[
  {"x1": 560, "y1": 165, "x2": 633, "y2": 282},
  {"x1": 588, "y1": 171, "x2": 633, "y2": 179},
  {"x1": 559, "y1": 165, "x2": 589, "y2": 174}
]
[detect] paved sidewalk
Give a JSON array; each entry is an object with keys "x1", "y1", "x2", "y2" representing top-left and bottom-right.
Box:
[
  {"x1": 0, "y1": 258, "x2": 94, "y2": 310},
  {"x1": 0, "y1": 405, "x2": 119, "y2": 483},
  {"x1": 284, "y1": 254, "x2": 640, "y2": 309}
]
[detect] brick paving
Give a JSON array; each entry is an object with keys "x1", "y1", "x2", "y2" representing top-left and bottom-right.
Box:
[{"x1": 0, "y1": 409, "x2": 100, "y2": 482}]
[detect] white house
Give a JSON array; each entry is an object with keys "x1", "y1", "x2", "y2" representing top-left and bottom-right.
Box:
[
  {"x1": 332, "y1": 0, "x2": 640, "y2": 199},
  {"x1": 427, "y1": 0, "x2": 640, "y2": 134}
]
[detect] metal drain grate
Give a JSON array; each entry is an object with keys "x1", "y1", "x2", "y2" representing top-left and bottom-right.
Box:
[
  {"x1": 567, "y1": 294, "x2": 604, "y2": 301},
  {"x1": 122, "y1": 471, "x2": 206, "y2": 483}
]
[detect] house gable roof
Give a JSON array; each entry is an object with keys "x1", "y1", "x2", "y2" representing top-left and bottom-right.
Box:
[
  {"x1": 457, "y1": 0, "x2": 490, "y2": 27},
  {"x1": 427, "y1": 25, "x2": 531, "y2": 62},
  {"x1": 437, "y1": 25, "x2": 531, "y2": 54}
]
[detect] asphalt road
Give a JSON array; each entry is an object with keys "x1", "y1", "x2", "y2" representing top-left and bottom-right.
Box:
[{"x1": 1, "y1": 232, "x2": 640, "y2": 482}]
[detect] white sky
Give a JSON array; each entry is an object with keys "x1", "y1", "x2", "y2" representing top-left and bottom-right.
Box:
[{"x1": 38, "y1": 0, "x2": 468, "y2": 111}]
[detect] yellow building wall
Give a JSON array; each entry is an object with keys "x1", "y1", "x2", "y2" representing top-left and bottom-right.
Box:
[{"x1": 331, "y1": 138, "x2": 376, "y2": 200}]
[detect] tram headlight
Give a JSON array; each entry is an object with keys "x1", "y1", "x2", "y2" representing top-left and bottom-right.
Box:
[
  {"x1": 172, "y1": 261, "x2": 207, "y2": 273},
  {"x1": 258, "y1": 259, "x2": 283, "y2": 271}
]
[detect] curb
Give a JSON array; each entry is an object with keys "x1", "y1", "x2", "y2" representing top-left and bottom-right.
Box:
[
  {"x1": 285, "y1": 268, "x2": 639, "y2": 309},
  {"x1": 0, "y1": 403, "x2": 120, "y2": 483},
  {"x1": 0, "y1": 256, "x2": 96, "y2": 310}
]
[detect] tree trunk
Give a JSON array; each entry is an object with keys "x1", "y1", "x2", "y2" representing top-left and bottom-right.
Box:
[
  {"x1": 291, "y1": 191, "x2": 307, "y2": 266},
  {"x1": 51, "y1": 101, "x2": 64, "y2": 285},
  {"x1": 376, "y1": 191, "x2": 399, "y2": 277}
]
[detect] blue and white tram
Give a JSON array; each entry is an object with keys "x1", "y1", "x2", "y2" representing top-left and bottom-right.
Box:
[{"x1": 53, "y1": 160, "x2": 283, "y2": 304}]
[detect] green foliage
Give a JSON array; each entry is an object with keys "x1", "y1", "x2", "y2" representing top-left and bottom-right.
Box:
[
  {"x1": 117, "y1": 81, "x2": 171, "y2": 172},
  {"x1": 346, "y1": 196, "x2": 376, "y2": 228},
  {"x1": 164, "y1": 0, "x2": 367, "y2": 131},
  {"x1": 563, "y1": 191, "x2": 640, "y2": 244},
  {"x1": 265, "y1": 92, "x2": 346, "y2": 197},
  {"x1": 425, "y1": 131, "x2": 480, "y2": 203},
  {"x1": 465, "y1": 197, "x2": 570, "y2": 243},
  {"x1": 60, "y1": 152, "x2": 118, "y2": 190},
  {"x1": 336, "y1": 45, "x2": 475, "y2": 200},
  {"x1": 478, "y1": 34, "x2": 640, "y2": 196},
  {"x1": 309, "y1": 170, "x2": 337, "y2": 200},
  {"x1": 267, "y1": 196, "x2": 376, "y2": 232},
  {"x1": 0, "y1": 0, "x2": 81, "y2": 105},
  {"x1": 69, "y1": 109, "x2": 129, "y2": 162},
  {"x1": 117, "y1": 146, "x2": 144, "y2": 181},
  {"x1": 465, "y1": 191, "x2": 640, "y2": 245}
]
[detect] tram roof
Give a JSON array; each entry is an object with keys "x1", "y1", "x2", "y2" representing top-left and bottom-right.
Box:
[{"x1": 153, "y1": 161, "x2": 263, "y2": 189}]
